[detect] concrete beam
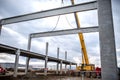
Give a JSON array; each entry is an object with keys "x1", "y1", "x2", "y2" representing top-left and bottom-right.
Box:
[
  {"x1": 30, "y1": 27, "x2": 99, "y2": 38},
  {"x1": 0, "y1": 1, "x2": 97, "y2": 25},
  {"x1": 13, "y1": 49, "x2": 20, "y2": 77},
  {"x1": 98, "y1": 0, "x2": 118, "y2": 80}
]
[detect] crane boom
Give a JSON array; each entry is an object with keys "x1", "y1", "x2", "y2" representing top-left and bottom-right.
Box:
[
  {"x1": 71, "y1": 0, "x2": 89, "y2": 65},
  {"x1": 70, "y1": 1, "x2": 99, "y2": 78}
]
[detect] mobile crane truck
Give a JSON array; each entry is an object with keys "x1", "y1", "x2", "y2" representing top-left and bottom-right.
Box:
[{"x1": 71, "y1": 0, "x2": 101, "y2": 78}]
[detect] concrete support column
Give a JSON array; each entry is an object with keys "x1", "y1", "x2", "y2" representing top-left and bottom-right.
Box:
[
  {"x1": 14, "y1": 49, "x2": 20, "y2": 77},
  {"x1": 25, "y1": 57, "x2": 30, "y2": 74},
  {"x1": 98, "y1": 0, "x2": 118, "y2": 80},
  {"x1": 27, "y1": 35, "x2": 32, "y2": 51},
  {"x1": 56, "y1": 47, "x2": 59, "y2": 74},
  {"x1": 65, "y1": 64, "x2": 67, "y2": 74},
  {"x1": 60, "y1": 60, "x2": 63, "y2": 75},
  {"x1": 0, "y1": 24, "x2": 2, "y2": 35},
  {"x1": 44, "y1": 42, "x2": 48, "y2": 76},
  {"x1": 76, "y1": 64, "x2": 77, "y2": 68},
  {"x1": 69, "y1": 63, "x2": 72, "y2": 70},
  {"x1": 65, "y1": 51, "x2": 67, "y2": 74},
  {"x1": 56, "y1": 63, "x2": 59, "y2": 74},
  {"x1": 44, "y1": 57, "x2": 48, "y2": 76},
  {"x1": 25, "y1": 35, "x2": 32, "y2": 74}
]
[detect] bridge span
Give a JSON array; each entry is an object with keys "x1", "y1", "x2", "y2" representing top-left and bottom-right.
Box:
[{"x1": 0, "y1": 43, "x2": 77, "y2": 77}]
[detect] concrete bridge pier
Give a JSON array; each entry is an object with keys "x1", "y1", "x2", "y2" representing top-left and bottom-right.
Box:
[
  {"x1": 65, "y1": 64, "x2": 67, "y2": 74},
  {"x1": 0, "y1": 24, "x2": 2, "y2": 35},
  {"x1": 69, "y1": 63, "x2": 72, "y2": 70},
  {"x1": 25, "y1": 57, "x2": 30, "y2": 74},
  {"x1": 25, "y1": 35, "x2": 31, "y2": 74},
  {"x1": 44, "y1": 42, "x2": 48, "y2": 76},
  {"x1": 14, "y1": 49, "x2": 20, "y2": 77},
  {"x1": 65, "y1": 51, "x2": 67, "y2": 74},
  {"x1": 56, "y1": 63, "x2": 59, "y2": 74},
  {"x1": 56, "y1": 47, "x2": 59, "y2": 74},
  {"x1": 60, "y1": 60, "x2": 63, "y2": 75}
]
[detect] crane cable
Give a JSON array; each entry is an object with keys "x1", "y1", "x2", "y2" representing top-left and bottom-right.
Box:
[
  {"x1": 62, "y1": 0, "x2": 74, "y2": 28},
  {"x1": 51, "y1": 16, "x2": 60, "y2": 31},
  {"x1": 65, "y1": 15, "x2": 74, "y2": 28},
  {"x1": 51, "y1": 0, "x2": 74, "y2": 31},
  {"x1": 51, "y1": 0, "x2": 63, "y2": 31}
]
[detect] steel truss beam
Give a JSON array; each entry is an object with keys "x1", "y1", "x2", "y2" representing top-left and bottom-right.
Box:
[
  {"x1": 30, "y1": 26, "x2": 98, "y2": 38},
  {"x1": 0, "y1": 1, "x2": 97, "y2": 25}
]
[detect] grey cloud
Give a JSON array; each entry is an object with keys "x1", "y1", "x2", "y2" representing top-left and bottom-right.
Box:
[
  {"x1": 0, "y1": 53, "x2": 15, "y2": 61},
  {"x1": 0, "y1": 0, "x2": 40, "y2": 17}
]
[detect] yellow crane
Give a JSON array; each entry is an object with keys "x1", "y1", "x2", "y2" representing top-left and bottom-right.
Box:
[{"x1": 71, "y1": 0, "x2": 95, "y2": 72}]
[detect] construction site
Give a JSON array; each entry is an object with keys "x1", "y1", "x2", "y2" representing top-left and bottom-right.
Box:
[{"x1": 0, "y1": 0, "x2": 120, "y2": 80}]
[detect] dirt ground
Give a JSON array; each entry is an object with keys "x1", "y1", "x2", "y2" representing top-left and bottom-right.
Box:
[
  {"x1": 0, "y1": 71, "x2": 101, "y2": 80},
  {"x1": 0, "y1": 76, "x2": 101, "y2": 80}
]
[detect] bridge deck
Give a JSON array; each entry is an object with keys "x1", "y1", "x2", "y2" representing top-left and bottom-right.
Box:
[{"x1": 0, "y1": 43, "x2": 76, "y2": 65}]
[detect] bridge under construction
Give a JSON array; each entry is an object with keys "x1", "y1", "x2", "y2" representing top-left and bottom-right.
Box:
[{"x1": 0, "y1": 0, "x2": 119, "y2": 80}]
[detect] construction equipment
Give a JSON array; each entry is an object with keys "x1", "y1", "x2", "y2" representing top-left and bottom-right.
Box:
[
  {"x1": 0, "y1": 65, "x2": 7, "y2": 75},
  {"x1": 70, "y1": 0, "x2": 97, "y2": 77}
]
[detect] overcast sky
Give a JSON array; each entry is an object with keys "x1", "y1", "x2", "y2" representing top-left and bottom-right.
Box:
[{"x1": 0, "y1": 0, "x2": 120, "y2": 68}]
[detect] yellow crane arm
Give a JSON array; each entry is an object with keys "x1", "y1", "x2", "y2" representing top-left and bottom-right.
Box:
[{"x1": 71, "y1": 0, "x2": 89, "y2": 65}]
